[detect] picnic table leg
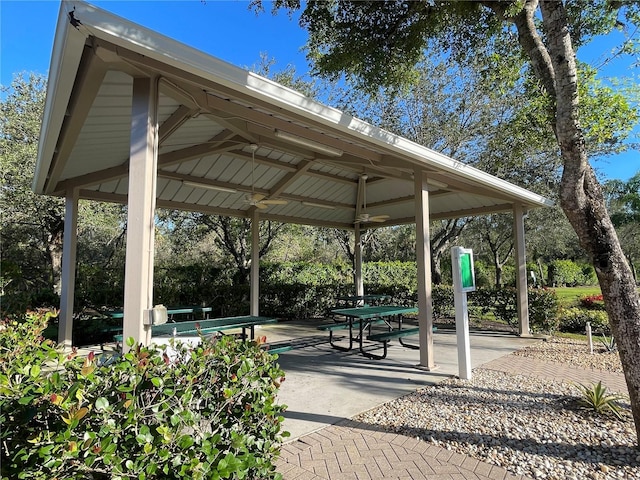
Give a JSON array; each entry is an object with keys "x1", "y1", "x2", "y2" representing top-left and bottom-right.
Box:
[
  {"x1": 359, "y1": 315, "x2": 388, "y2": 360},
  {"x1": 398, "y1": 314, "x2": 419, "y2": 349},
  {"x1": 328, "y1": 321, "x2": 353, "y2": 351}
]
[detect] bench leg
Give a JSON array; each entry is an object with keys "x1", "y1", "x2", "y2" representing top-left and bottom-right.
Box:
[
  {"x1": 360, "y1": 339, "x2": 388, "y2": 360},
  {"x1": 358, "y1": 320, "x2": 388, "y2": 360},
  {"x1": 328, "y1": 328, "x2": 353, "y2": 351},
  {"x1": 399, "y1": 336, "x2": 419, "y2": 349}
]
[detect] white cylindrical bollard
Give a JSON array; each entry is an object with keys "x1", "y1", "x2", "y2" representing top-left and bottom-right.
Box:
[{"x1": 586, "y1": 322, "x2": 593, "y2": 354}]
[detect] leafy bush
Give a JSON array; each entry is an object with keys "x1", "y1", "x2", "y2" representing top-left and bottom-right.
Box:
[
  {"x1": 467, "y1": 288, "x2": 496, "y2": 320},
  {"x1": 1, "y1": 312, "x2": 288, "y2": 480},
  {"x1": 528, "y1": 288, "x2": 560, "y2": 333},
  {"x1": 558, "y1": 307, "x2": 610, "y2": 334},
  {"x1": 491, "y1": 287, "x2": 519, "y2": 327},
  {"x1": 471, "y1": 260, "x2": 493, "y2": 288},
  {"x1": 548, "y1": 260, "x2": 598, "y2": 287},
  {"x1": 432, "y1": 285, "x2": 454, "y2": 319}
]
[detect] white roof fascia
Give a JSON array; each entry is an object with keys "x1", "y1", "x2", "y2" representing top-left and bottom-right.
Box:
[
  {"x1": 44, "y1": 1, "x2": 553, "y2": 209},
  {"x1": 33, "y1": 1, "x2": 89, "y2": 193}
]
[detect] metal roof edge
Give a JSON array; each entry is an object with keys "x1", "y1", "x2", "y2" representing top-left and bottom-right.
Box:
[{"x1": 33, "y1": 1, "x2": 88, "y2": 193}]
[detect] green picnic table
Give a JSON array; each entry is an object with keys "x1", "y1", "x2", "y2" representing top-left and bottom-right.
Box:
[
  {"x1": 113, "y1": 315, "x2": 279, "y2": 346},
  {"x1": 323, "y1": 305, "x2": 419, "y2": 359}
]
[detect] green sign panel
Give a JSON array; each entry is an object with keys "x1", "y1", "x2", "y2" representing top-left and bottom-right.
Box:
[{"x1": 460, "y1": 252, "x2": 474, "y2": 289}]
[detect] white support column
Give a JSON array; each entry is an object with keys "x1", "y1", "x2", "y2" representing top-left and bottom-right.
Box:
[
  {"x1": 122, "y1": 76, "x2": 158, "y2": 349},
  {"x1": 354, "y1": 224, "x2": 364, "y2": 298},
  {"x1": 513, "y1": 204, "x2": 530, "y2": 336},
  {"x1": 250, "y1": 209, "x2": 260, "y2": 316},
  {"x1": 58, "y1": 188, "x2": 79, "y2": 349},
  {"x1": 415, "y1": 169, "x2": 435, "y2": 369}
]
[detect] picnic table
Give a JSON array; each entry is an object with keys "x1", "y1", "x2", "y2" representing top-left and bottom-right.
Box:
[
  {"x1": 319, "y1": 305, "x2": 419, "y2": 359},
  {"x1": 104, "y1": 306, "x2": 213, "y2": 321},
  {"x1": 152, "y1": 315, "x2": 277, "y2": 340},
  {"x1": 113, "y1": 315, "x2": 279, "y2": 348}
]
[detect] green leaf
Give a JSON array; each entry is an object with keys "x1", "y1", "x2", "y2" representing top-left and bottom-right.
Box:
[
  {"x1": 18, "y1": 395, "x2": 35, "y2": 405},
  {"x1": 178, "y1": 435, "x2": 194, "y2": 450},
  {"x1": 95, "y1": 396, "x2": 109, "y2": 411}
]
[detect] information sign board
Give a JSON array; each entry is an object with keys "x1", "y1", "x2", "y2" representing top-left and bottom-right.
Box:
[{"x1": 452, "y1": 247, "x2": 476, "y2": 293}]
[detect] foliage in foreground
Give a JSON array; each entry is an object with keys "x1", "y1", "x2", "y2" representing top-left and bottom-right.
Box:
[
  {"x1": 0, "y1": 311, "x2": 288, "y2": 480},
  {"x1": 576, "y1": 381, "x2": 627, "y2": 420}
]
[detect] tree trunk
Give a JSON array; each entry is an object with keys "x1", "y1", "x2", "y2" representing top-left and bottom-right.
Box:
[
  {"x1": 47, "y1": 223, "x2": 64, "y2": 296},
  {"x1": 494, "y1": 254, "x2": 502, "y2": 289},
  {"x1": 432, "y1": 256, "x2": 442, "y2": 285},
  {"x1": 539, "y1": 0, "x2": 640, "y2": 441}
]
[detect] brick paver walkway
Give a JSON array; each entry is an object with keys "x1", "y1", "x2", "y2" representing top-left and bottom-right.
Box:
[
  {"x1": 482, "y1": 355, "x2": 628, "y2": 395},
  {"x1": 277, "y1": 353, "x2": 628, "y2": 480}
]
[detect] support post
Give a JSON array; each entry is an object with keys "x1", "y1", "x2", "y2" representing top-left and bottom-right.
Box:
[
  {"x1": 250, "y1": 209, "x2": 260, "y2": 316},
  {"x1": 415, "y1": 169, "x2": 435, "y2": 369},
  {"x1": 354, "y1": 224, "x2": 364, "y2": 299},
  {"x1": 122, "y1": 76, "x2": 158, "y2": 349},
  {"x1": 513, "y1": 204, "x2": 530, "y2": 336},
  {"x1": 58, "y1": 188, "x2": 79, "y2": 349}
]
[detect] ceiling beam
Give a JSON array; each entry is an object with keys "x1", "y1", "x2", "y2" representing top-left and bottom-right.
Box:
[
  {"x1": 45, "y1": 46, "x2": 108, "y2": 194},
  {"x1": 158, "y1": 104, "x2": 197, "y2": 144},
  {"x1": 268, "y1": 160, "x2": 313, "y2": 198},
  {"x1": 53, "y1": 133, "x2": 240, "y2": 194}
]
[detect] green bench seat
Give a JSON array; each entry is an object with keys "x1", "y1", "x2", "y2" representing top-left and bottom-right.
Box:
[{"x1": 367, "y1": 327, "x2": 420, "y2": 342}]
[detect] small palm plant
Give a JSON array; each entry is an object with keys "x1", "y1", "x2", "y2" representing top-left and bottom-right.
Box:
[{"x1": 576, "y1": 381, "x2": 626, "y2": 420}]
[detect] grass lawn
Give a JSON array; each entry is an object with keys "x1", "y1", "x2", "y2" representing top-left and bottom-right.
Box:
[{"x1": 552, "y1": 286, "x2": 601, "y2": 307}]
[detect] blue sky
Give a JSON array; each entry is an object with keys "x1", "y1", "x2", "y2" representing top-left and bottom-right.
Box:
[{"x1": 1, "y1": 0, "x2": 638, "y2": 181}]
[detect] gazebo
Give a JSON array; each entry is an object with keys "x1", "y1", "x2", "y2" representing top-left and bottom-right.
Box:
[{"x1": 34, "y1": 1, "x2": 553, "y2": 370}]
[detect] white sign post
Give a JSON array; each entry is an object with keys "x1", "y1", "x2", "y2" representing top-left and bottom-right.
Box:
[{"x1": 451, "y1": 247, "x2": 476, "y2": 380}]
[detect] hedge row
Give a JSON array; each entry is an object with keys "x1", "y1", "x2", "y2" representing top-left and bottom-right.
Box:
[{"x1": 0, "y1": 311, "x2": 287, "y2": 479}]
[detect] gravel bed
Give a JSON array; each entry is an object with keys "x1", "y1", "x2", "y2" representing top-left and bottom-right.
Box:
[
  {"x1": 353, "y1": 338, "x2": 637, "y2": 480},
  {"x1": 513, "y1": 336, "x2": 623, "y2": 374}
]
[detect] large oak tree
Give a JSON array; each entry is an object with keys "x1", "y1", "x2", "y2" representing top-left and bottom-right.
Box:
[{"x1": 254, "y1": 0, "x2": 640, "y2": 441}]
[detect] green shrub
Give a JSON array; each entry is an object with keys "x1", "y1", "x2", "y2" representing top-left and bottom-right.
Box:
[
  {"x1": 548, "y1": 260, "x2": 598, "y2": 287},
  {"x1": 471, "y1": 260, "x2": 493, "y2": 288},
  {"x1": 558, "y1": 307, "x2": 610, "y2": 334},
  {"x1": 1, "y1": 312, "x2": 288, "y2": 480},
  {"x1": 467, "y1": 288, "x2": 495, "y2": 320},
  {"x1": 549, "y1": 260, "x2": 583, "y2": 287},
  {"x1": 432, "y1": 285, "x2": 454, "y2": 319},
  {"x1": 528, "y1": 288, "x2": 560, "y2": 333},
  {"x1": 492, "y1": 287, "x2": 519, "y2": 327}
]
